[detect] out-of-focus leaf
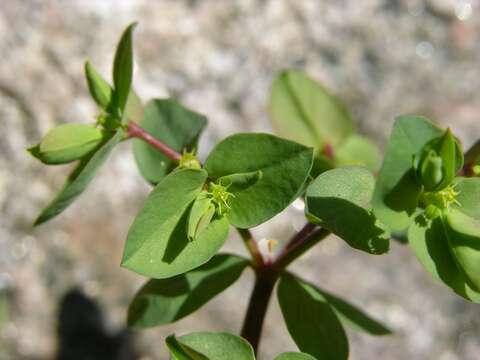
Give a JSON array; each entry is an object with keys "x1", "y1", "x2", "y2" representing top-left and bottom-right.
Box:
[{"x1": 270, "y1": 70, "x2": 354, "y2": 149}]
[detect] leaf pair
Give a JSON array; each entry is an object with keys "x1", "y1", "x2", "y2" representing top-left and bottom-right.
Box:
[
  {"x1": 32, "y1": 23, "x2": 140, "y2": 225},
  {"x1": 270, "y1": 70, "x2": 380, "y2": 174},
  {"x1": 305, "y1": 166, "x2": 390, "y2": 255},
  {"x1": 277, "y1": 274, "x2": 391, "y2": 360},
  {"x1": 123, "y1": 133, "x2": 314, "y2": 278},
  {"x1": 166, "y1": 331, "x2": 316, "y2": 360}
]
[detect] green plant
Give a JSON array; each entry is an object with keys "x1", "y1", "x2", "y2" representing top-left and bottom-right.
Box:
[{"x1": 29, "y1": 24, "x2": 480, "y2": 359}]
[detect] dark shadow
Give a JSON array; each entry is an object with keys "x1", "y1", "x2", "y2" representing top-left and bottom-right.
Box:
[
  {"x1": 384, "y1": 169, "x2": 421, "y2": 214},
  {"x1": 162, "y1": 203, "x2": 193, "y2": 263},
  {"x1": 308, "y1": 196, "x2": 389, "y2": 254},
  {"x1": 56, "y1": 288, "x2": 140, "y2": 360},
  {"x1": 420, "y1": 216, "x2": 469, "y2": 297}
]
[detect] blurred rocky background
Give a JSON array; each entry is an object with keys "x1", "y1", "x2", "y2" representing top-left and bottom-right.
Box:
[{"x1": 1, "y1": 0, "x2": 480, "y2": 359}]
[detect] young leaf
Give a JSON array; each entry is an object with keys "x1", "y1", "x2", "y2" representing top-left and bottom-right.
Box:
[
  {"x1": 275, "y1": 353, "x2": 317, "y2": 360},
  {"x1": 128, "y1": 254, "x2": 249, "y2": 328},
  {"x1": 122, "y1": 168, "x2": 229, "y2": 279},
  {"x1": 133, "y1": 99, "x2": 207, "y2": 184},
  {"x1": 335, "y1": 134, "x2": 381, "y2": 172},
  {"x1": 204, "y1": 133, "x2": 313, "y2": 228},
  {"x1": 123, "y1": 88, "x2": 144, "y2": 123},
  {"x1": 187, "y1": 192, "x2": 215, "y2": 240},
  {"x1": 312, "y1": 285, "x2": 391, "y2": 335},
  {"x1": 408, "y1": 214, "x2": 480, "y2": 302},
  {"x1": 29, "y1": 124, "x2": 104, "y2": 165},
  {"x1": 84, "y1": 61, "x2": 113, "y2": 111},
  {"x1": 373, "y1": 116, "x2": 443, "y2": 231},
  {"x1": 112, "y1": 22, "x2": 137, "y2": 113},
  {"x1": 277, "y1": 274, "x2": 349, "y2": 360},
  {"x1": 444, "y1": 209, "x2": 480, "y2": 291},
  {"x1": 166, "y1": 335, "x2": 208, "y2": 360},
  {"x1": 306, "y1": 167, "x2": 390, "y2": 254},
  {"x1": 178, "y1": 332, "x2": 255, "y2": 360},
  {"x1": 34, "y1": 130, "x2": 123, "y2": 225},
  {"x1": 270, "y1": 70, "x2": 354, "y2": 149}
]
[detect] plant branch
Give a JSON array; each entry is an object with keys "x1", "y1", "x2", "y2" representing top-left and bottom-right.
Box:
[
  {"x1": 273, "y1": 223, "x2": 330, "y2": 269},
  {"x1": 126, "y1": 121, "x2": 182, "y2": 162},
  {"x1": 237, "y1": 228, "x2": 265, "y2": 269},
  {"x1": 240, "y1": 269, "x2": 278, "y2": 353}
]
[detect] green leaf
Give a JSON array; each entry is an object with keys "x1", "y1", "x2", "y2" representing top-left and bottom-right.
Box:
[
  {"x1": 444, "y1": 209, "x2": 480, "y2": 291},
  {"x1": 166, "y1": 335, "x2": 208, "y2": 360},
  {"x1": 277, "y1": 274, "x2": 349, "y2": 360},
  {"x1": 408, "y1": 214, "x2": 480, "y2": 302},
  {"x1": 113, "y1": 22, "x2": 137, "y2": 113},
  {"x1": 133, "y1": 99, "x2": 207, "y2": 184},
  {"x1": 204, "y1": 133, "x2": 313, "y2": 228},
  {"x1": 313, "y1": 286, "x2": 391, "y2": 335},
  {"x1": 452, "y1": 177, "x2": 480, "y2": 219},
  {"x1": 122, "y1": 168, "x2": 229, "y2": 279},
  {"x1": 335, "y1": 134, "x2": 381, "y2": 172},
  {"x1": 306, "y1": 166, "x2": 389, "y2": 254},
  {"x1": 29, "y1": 124, "x2": 104, "y2": 165},
  {"x1": 128, "y1": 254, "x2": 249, "y2": 328},
  {"x1": 178, "y1": 332, "x2": 255, "y2": 360},
  {"x1": 84, "y1": 61, "x2": 113, "y2": 111},
  {"x1": 270, "y1": 70, "x2": 354, "y2": 149},
  {"x1": 373, "y1": 116, "x2": 443, "y2": 231},
  {"x1": 275, "y1": 353, "x2": 317, "y2": 360},
  {"x1": 34, "y1": 130, "x2": 123, "y2": 225}
]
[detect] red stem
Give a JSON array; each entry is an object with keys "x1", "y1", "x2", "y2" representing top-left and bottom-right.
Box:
[{"x1": 126, "y1": 121, "x2": 182, "y2": 162}]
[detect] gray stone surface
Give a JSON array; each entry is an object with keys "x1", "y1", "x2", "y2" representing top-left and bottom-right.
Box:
[{"x1": 1, "y1": 0, "x2": 480, "y2": 359}]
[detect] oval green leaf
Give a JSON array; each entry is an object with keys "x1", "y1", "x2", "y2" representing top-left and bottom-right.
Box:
[
  {"x1": 34, "y1": 130, "x2": 123, "y2": 225},
  {"x1": 178, "y1": 332, "x2": 255, "y2": 360},
  {"x1": 113, "y1": 22, "x2": 137, "y2": 113},
  {"x1": 122, "y1": 168, "x2": 229, "y2": 279},
  {"x1": 30, "y1": 124, "x2": 104, "y2": 165},
  {"x1": 444, "y1": 209, "x2": 480, "y2": 291},
  {"x1": 204, "y1": 133, "x2": 313, "y2": 228},
  {"x1": 84, "y1": 61, "x2": 113, "y2": 111},
  {"x1": 277, "y1": 274, "x2": 349, "y2": 360},
  {"x1": 408, "y1": 214, "x2": 480, "y2": 302},
  {"x1": 373, "y1": 116, "x2": 443, "y2": 231},
  {"x1": 306, "y1": 167, "x2": 389, "y2": 254},
  {"x1": 128, "y1": 254, "x2": 249, "y2": 328},
  {"x1": 133, "y1": 99, "x2": 207, "y2": 184},
  {"x1": 270, "y1": 70, "x2": 354, "y2": 149}
]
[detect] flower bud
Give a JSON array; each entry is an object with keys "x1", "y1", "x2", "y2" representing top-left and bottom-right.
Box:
[{"x1": 413, "y1": 129, "x2": 463, "y2": 191}]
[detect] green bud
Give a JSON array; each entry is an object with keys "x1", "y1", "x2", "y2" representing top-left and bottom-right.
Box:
[
  {"x1": 444, "y1": 208, "x2": 480, "y2": 291},
  {"x1": 178, "y1": 150, "x2": 202, "y2": 170},
  {"x1": 187, "y1": 192, "x2": 215, "y2": 240},
  {"x1": 29, "y1": 124, "x2": 104, "y2": 165},
  {"x1": 413, "y1": 129, "x2": 463, "y2": 191}
]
